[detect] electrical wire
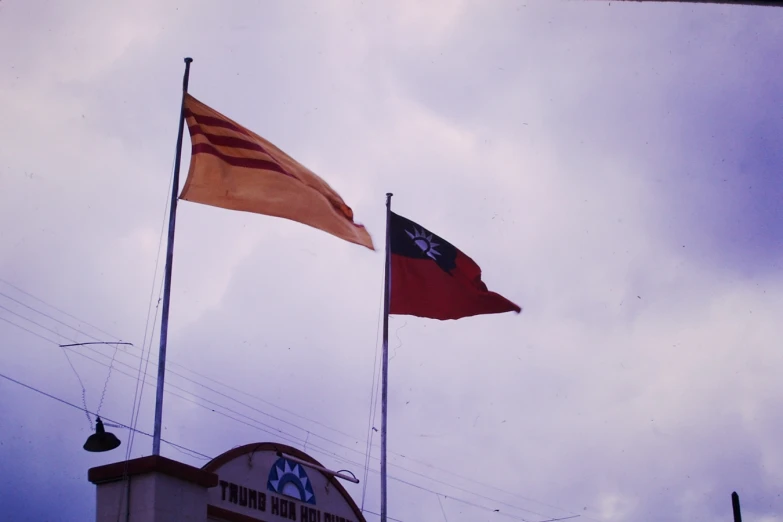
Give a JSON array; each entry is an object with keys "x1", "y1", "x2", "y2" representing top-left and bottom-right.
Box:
[
  {"x1": 1, "y1": 290, "x2": 375, "y2": 450},
  {"x1": 125, "y1": 153, "x2": 175, "y2": 466},
  {"x1": 1, "y1": 309, "x2": 588, "y2": 522},
  {"x1": 0, "y1": 277, "x2": 122, "y2": 340},
  {"x1": 0, "y1": 365, "x2": 582, "y2": 522},
  {"x1": 0, "y1": 301, "x2": 78, "y2": 340},
  {"x1": 2, "y1": 309, "x2": 378, "y2": 458},
  {"x1": 283, "y1": 441, "x2": 565, "y2": 522},
  {"x1": 0, "y1": 303, "x2": 92, "y2": 427},
  {"x1": 0, "y1": 291, "x2": 128, "y2": 346},
  {"x1": 0, "y1": 314, "x2": 60, "y2": 344},
  {"x1": 361, "y1": 266, "x2": 386, "y2": 511},
  {"x1": 126, "y1": 294, "x2": 159, "y2": 460},
  {"x1": 363, "y1": 510, "x2": 407, "y2": 522},
  {"x1": 438, "y1": 493, "x2": 449, "y2": 522},
  {"x1": 0, "y1": 370, "x2": 211, "y2": 460},
  {"x1": 120, "y1": 261, "x2": 166, "y2": 522},
  {"x1": 0, "y1": 271, "x2": 595, "y2": 520},
  {"x1": 0, "y1": 281, "x2": 364, "y2": 441},
  {"x1": 1, "y1": 314, "x2": 305, "y2": 447},
  {"x1": 0, "y1": 289, "x2": 594, "y2": 521},
  {"x1": 97, "y1": 341, "x2": 120, "y2": 418},
  {"x1": 2, "y1": 314, "x2": 583, "y2": 522},
  {"x1": 0, "y1": 281, "x2": 423, "y2": 461}
]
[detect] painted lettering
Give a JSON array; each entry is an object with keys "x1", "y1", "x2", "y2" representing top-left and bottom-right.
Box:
[
  {"x1": 219, "y1": 478, "x2": 344, "y2": 519},
  {"x1": 301, "y1": 506, "x2": 320, "y2": 522},
  {"x1": 323, "y1": 513, "x2": 352, "y2": 522}
]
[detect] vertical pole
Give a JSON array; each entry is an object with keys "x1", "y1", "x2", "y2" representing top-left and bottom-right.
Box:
[
  {"x1": 152, "y1": 57, "x2": 193, "y2": 456},
  {"x1": 732, "y1": 492, "x2": 742, "y2": 522},
  {"x1": 380, "y1": 193, "x2": 393, "y2": 522}
]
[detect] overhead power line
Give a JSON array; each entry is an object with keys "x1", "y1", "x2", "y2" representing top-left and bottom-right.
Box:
[
  {"x1": 0, "y1": 284, "x2": 595, "y2": 522},
  {"x1": 0, "y1": 363, "x2": 568, "y2": 522},
  {"x1": 0, "y1": 291, "x2": 131, "y2": 345},
  {"x1": 0, "y1": 281, "x2": 360, "y2": 439},
  {"x1": 2, "y1": 315, "x2": 579, "y2": 522},
  {"x1": 0, "y1": 370, "x2": 211, "y2": 460},
  {"x1": 0, "y1": 278, "x2": 121, "y2": 338}
]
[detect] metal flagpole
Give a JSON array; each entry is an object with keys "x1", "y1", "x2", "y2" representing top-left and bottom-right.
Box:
[
  {"x1": 380, "y1": 192, "x2": 393, "y2": 522},
  {"x1": 152, "y1": 57, "x2": 193, "y2": 456},
  {"x1": 732, "y1": 492, "x2": 742, "y2": 522}
]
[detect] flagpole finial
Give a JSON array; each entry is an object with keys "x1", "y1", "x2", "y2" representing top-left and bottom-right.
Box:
[{"x1": 184, "y1": 57, "x2": 193, "y2": 64}]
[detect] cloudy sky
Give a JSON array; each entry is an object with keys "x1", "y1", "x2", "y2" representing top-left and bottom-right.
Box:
[{"x1": 1, "y1": 1, "x2": 782, "y2": 521}]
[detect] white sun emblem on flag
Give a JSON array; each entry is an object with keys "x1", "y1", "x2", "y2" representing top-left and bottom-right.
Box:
[{"x1": 406, "y1": 227, "x2": 441, "y2": 260}]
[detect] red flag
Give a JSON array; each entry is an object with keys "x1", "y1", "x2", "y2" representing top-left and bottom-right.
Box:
[{"x1": 389, "y1": 212, "x2": 521, "y2": 320}]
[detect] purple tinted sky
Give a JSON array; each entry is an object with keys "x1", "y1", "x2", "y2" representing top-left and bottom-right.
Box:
[{"x1": 1, "y1": 1, "x2": 782, "y2": 522}]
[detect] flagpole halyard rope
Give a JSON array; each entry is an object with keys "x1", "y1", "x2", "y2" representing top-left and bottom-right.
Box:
[{"x1": 361, "y1": 264, "x2": 387, "y2": 511}]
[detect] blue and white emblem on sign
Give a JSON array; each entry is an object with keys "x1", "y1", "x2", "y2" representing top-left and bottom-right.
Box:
[{"x1": 267, "y1": 457, "x2": 316, "y2": 505}]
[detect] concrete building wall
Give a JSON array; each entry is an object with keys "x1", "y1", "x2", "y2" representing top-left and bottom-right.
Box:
[{"x1": 89, "y1": 456, "x2": 218, "y2": 522}]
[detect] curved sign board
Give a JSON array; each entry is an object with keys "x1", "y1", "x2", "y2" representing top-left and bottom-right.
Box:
[{"x1": 203, "y1": 443, "x2": 365, "y2": 522}]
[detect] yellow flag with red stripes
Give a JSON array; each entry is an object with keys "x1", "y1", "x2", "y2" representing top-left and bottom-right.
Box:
[{"x1": 180, "y1": 94, "x2": 374, "y2": 250}]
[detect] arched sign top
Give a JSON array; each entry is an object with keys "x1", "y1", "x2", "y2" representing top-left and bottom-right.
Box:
[{"x1": 203, "y1": 442, "x2": 365, "y2": 522}]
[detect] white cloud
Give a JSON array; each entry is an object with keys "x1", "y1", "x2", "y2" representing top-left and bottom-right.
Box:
[{"x1": 0, "y1": 1, "x2": 782, "y2": 522}]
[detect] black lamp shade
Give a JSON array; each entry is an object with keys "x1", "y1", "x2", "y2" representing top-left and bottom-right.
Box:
[{"x1": 84, "y1": 417, "x2": 121, "y2": 452}]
